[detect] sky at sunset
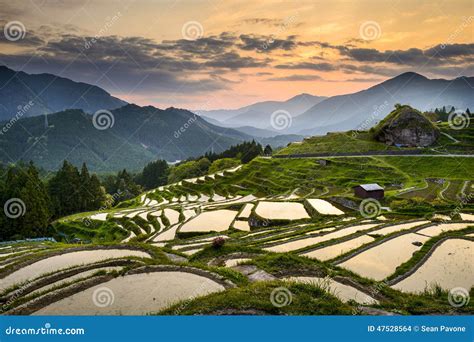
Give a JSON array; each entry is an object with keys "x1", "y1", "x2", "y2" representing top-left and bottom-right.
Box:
[{"x1": 0, "y1": 0, "x2": 472, "y2": 109}]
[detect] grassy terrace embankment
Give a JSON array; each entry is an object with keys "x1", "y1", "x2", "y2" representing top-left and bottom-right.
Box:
[{"x1": 276, "y1": 123, "x2": 473, "y2": 157}]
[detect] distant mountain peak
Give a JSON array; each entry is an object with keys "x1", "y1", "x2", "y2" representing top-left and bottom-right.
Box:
[
  {"x1": 200, "y1": 93, "x2": 327, "y2": 129},
  {"x1": 291, "y1": 72, "x2": 473, "y2": 135},
  {"x1": 289, "y1": 93, "x2": 314, "y2": 98},
  {"x1": 390, "y1": 71, "x2": 428, "y2": 82},
  {"x1": 0, "y1": 65, "x2": 127, "y2": 121}
]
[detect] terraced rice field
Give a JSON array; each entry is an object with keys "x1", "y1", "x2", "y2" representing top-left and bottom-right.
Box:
[
  {"x1": 338, "y1": 233, "x2": 432, "y2": 281},
  {"x1": 255, "y1": 201, "x2": 310, "y2": 221},
  {"x1": 2, "y1": 159, "x2": 473, "y2": 316},
  {"x1": 460, "y1": 213, "x2": 474, "y2": 221},
  {"x1": 302, "y1": 235, "x2": 375, "y2": 261},
  {"x1": 0, "y1": 249, "x2": 150, "y2": 292},
  {"x1": 285, "y1": 276, "x2": 378, "y2": 305},
  {"x1": 264, "y1": 223, "x2": 379, "y2": 253},
  {"x1": 416, "y1": 223, "x2": 472, "y2": 237},
  {"x1": 34, "y1": 271, "x2": 225, "y2": 315},
  {"x1": 233, "y1": 220, "x2": 251, "y2": 231},
  {"x1": 391, "y1": 239, "x2": 474, "y2": 293},
  {"x1": 238, "y1": 203, "x2": 254, "y2": 218},
  {"x1": 30, "y1": 266, "x2": 124, "y2": 296},
  {"x1": 398, "y1": 179, "x2": 445, "y2": 201},
  {"x1": 368, "y1": 221, "x2": 430, "y2": 236},
  {"x1": 179, "y1": 210, "x2": 238, "y2": 233},
  {"x1": 306, "y1": 199, "x2": 344, "y2": 216}
]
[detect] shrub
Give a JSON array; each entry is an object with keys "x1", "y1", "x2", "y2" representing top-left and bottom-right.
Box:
[{"x1": 212, "y1": 237, "x2": 226, "y2": 249}]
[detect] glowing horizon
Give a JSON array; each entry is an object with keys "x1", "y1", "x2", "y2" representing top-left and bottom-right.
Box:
[{"x1": 0, "y1": 0, "x2": 472, "y2": 110}]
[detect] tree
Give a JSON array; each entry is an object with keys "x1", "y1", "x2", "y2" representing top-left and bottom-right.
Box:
[
  {"x1": 203, "y1": 140, "x2": 263, "y2": 163},
  {"x1": 263, "y1": 144, "x2": 273, "y2": 156},
  {"x1": 88, "y1": 174, "x2": 108, "y2": 209},
  {"x1": 79, "y1": 163, "x2": 92, "y2": 211},
  {"x1": 136, "y1": 159, "x2": 169, "y2": 190},
  {"x1": 467, "y1": 108, "x2": 471, "y2": 116},
  {"x1": 1, "y1": 163, "x2": 51, "y2": 240},
  {"x1": 168, "y1": 158, "x2": 211, "y2": 183},
  {"x1": 48, "y1": 160, "x2": 81, "y2": 217},
  {"x1": 208, "y1": 158, "x2": 240, "y2": 174},
  {"x1": 18, "y1": 163, "x2": 51, "y2": 237},
  {"x1": 240, "y1": 140, "x2": 263, "y2": 163},
  {"x1": 113, "y1": 169, "x2": 142, "y2": 202},
  {"x1": 76, "y1": 163, "x2": 107, "y2": 211}
]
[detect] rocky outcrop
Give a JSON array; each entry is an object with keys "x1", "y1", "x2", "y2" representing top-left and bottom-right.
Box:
[{"x1": 373, "y1": 105, "x2": 439, "y2": 147}]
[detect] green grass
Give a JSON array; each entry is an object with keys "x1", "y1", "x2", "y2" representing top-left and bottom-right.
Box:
[
  {"x1": 52, "y1": 220, "x2": 128, "y2": 243},
  {"x1": 277, "y1": 131, "x2": 398, "y2": 155},
  {"x1": 35, "y1": 154, "x2": 474, "y2": 317},
  {"x1": 377, "y1": 156, "x2": 473, "y2": 180},
  {"x1": 158, "y1": 280, "x2": 354, "y2": 315},
  {"x1": 277, "y1": 121, "x2": 472, "y2": 156}
]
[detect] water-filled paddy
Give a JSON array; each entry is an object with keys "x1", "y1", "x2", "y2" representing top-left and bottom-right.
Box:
[
  {"x1": 369, "y1": 221, "x2": 430, "y2": 236},
  {"x1": 30, "y1": 266, "x2": 123, "y2": 296},
  {"x1": 302, "y1": 235, "x2": 375, "y2": 261},
  {"x1": 416, "y1": 223, "x2": 471, "y2": 237},
  {"x1": 285, "y1": 276, "x2": 378, "y2": 305},
  {"x1": 391, "y1": 239, "x2": 473, "y2": 293},
  {"x1": 238, "y1": 203, "x2": 254, "y2": 218},
  {"x1": 264, "y1": 223, "x2": 379, "y2": 253},
  {"x1": 179, "y1": 210, "x2": 238, "y2": 233},
  {"x1": 339, "y1": 233, "x2": 431, "y2": 280},
  {"x1": 0, "y1": 249, "x2": 150, "y2": 292},
  {"x1": 90, "y1": 213, "x2": 108, "y2": 221},
  {"x1": 33, "y1": 271, "x2": 225, "y2": 315},
  {"x1": 163, "y1": 209, "x2": 181, "y2": 225},
  {"x1": 233, "y1": 220, "x2": 251, "y2": 231},
  {"x1": 306, "y1": 199, "x2": 344, "y2": 215},
  {"x1": 255, "y1": 201, "x2": 310, "y2": 221}
]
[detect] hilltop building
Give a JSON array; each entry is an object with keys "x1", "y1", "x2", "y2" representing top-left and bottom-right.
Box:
[{"x1": 353, "y1": 183, "x2": 384, "y2": 199}]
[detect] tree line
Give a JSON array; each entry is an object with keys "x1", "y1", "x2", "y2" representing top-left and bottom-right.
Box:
[{"x1": 0, "y1": 140, "x2": 270, "y2": 241}]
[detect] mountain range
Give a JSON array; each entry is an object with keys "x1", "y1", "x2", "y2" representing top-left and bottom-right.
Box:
[
  {"x1": 198, "y1": 93, "x2": 327, "y2": 133},
  {"x1": 290, "y1": 72, "x2": 474, "y2": 135},
  {"x1": 197, "y1": 73, "x2": 473, "y2": 136},
  {"x1": 0, "y1": 64, "x2": 472, "y2": 171},
  {"x1": 0, "y1": 65, "x2": 126, "y2": 121},
  {"x1": 0, "y1": 104, "x2": 257, "y2": 172}
]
